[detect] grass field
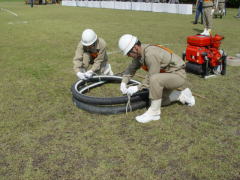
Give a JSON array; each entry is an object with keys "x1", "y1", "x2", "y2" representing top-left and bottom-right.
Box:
[{"x1": 0, "y1": 1, "x2": 240, "y2": 179}]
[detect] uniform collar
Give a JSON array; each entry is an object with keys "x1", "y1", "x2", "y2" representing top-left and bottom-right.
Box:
[
  {"x1": 139, "y1": 44, "x2": 149, "y2": 64},
  {"x1": 95, "y1": 38, "x2": 100, "y2": 50}
]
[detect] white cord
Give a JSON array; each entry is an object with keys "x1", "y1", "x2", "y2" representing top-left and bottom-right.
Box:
[{"x1": 126, "y1": 94, "x2": 132, "y2": 114}]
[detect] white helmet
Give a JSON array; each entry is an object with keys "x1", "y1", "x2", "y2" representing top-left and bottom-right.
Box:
[
  {"x1": 81, "y1": 29, "x2": 97, "y2": 46},
  {"x1": 118, "y1": 34, "x2": 138, "y2": 55}
]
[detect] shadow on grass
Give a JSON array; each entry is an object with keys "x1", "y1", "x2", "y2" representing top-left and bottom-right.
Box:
[{"x1": 192, "y1": 28, "x2": 203, "y2": 34}]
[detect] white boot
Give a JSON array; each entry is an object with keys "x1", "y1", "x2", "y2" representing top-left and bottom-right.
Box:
[
  {"x1": 208, "y1": 29, "x2": 212, "y2": 35},
  {"x1": 135, "y1": 99, "x2": 161, "y2": 123},
  {"x1": 200, "y1": 28, "x2": 207, "y2": 35},
  {"x1": 178, "y1": 88, "x2": 195, "y2": 106},
  {"x1": 204, "y1": 29, "x2": 211, "y2": 36}
]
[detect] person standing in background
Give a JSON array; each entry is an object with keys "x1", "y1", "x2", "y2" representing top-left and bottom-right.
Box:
[
  {"x1": 235, "y1": 5, "x2": 240, "y2": 18},
  {"x1": 193, "y1": 0, "x2": 203, "y2": 24},
  {"x1": 30, "y1": 0, "x2": 34, "y2": 7},
  {"x1": 201, "y1": 0, "x2": 218, "y2": 36},
  {"x1": 216, "y1": 0, "x2": 226, "y2": 18}
]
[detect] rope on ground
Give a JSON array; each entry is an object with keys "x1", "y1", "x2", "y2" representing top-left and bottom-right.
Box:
[{"x1": 126, "y1": 94, "x2": 132, "y2": 114}]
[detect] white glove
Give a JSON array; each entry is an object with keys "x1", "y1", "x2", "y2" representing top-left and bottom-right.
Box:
[
  {"x1": 211, "y1": 9, "x2": 215, "y2": 15},
  {"x1": 126, "y1": 86, "x2": 138, "y2": 96},
  {"x1": 120, "y1": 82, "x2": 127, "y2": 94},
  {"x1": 84, "y1": 70, "x2": 94, "y2": 79},
  {"x1": 77, "y1": 72, "x2": 87, "y2": 80}
]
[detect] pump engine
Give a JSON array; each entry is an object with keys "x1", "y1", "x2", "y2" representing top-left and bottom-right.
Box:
[{"x1": 183, "y1": 34, "x2": 227, "y2": 78}]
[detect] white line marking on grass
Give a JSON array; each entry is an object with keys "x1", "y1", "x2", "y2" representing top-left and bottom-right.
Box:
[
  {"x1": 1, "y1": 8, "x2": 18, "y2": 17},
  {"x1": 8, "y1": 21, "x2": 28, "y2": 25}
]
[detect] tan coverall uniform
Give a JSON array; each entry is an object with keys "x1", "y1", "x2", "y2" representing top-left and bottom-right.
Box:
[
  {"x1": 122, "y1": 44, "x2": 186, "y2": 105},
  {"x1": 202, "y1": 0, "x2": 217, "y2": 29},
  {"x1": 217, "y1": 0, "x2": 225, "y2": 15},
  {"x1": 73, "y1": 38, "x2": 111, "y2": 75}
]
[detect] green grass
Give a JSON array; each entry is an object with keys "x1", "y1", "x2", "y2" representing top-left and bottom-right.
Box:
[{"x1": 0, "y1": 2, "x2": 240, "y2": 180}]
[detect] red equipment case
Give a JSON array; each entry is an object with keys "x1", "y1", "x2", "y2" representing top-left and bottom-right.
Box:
[
  {"x1": 187, "y1": 35, "x2": 211, "y2": 47},
  {"x1": 184, "y1": 34, "x2": 227, "y2": 78}
]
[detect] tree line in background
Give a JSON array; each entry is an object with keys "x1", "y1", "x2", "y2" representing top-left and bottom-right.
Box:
[{"x1": 226, "y1": 0, "x2": 239, "y2": 8}]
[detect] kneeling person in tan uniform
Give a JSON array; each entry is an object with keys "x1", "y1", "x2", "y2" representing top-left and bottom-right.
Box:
[
  {"x1": 73, "y1": 29, "x2": 113, "y2": 80},
  {"x1": 118, "y1": 34, "x2": 195, "y2": 123}
]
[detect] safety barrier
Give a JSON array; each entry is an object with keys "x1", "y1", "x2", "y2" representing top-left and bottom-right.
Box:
[{"x1": 62, "y1": 0, "x2": 192, "y2": 15}]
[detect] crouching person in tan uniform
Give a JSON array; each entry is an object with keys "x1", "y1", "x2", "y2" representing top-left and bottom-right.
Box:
[
  {"x1": 73, "y1": 29, "x2": 113, "y2": 80},
  {"x1": 118, "y1": 34, "x2": 195, "y2": 123}
]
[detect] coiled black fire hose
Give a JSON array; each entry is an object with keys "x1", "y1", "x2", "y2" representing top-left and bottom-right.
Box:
[{"x1": 71, "y1": 75, "x2": 149, "y2": 114}]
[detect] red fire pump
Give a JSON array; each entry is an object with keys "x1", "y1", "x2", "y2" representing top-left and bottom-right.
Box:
[{"x1": 183, "y1": 34, "x2": 227, "y2": 78}]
